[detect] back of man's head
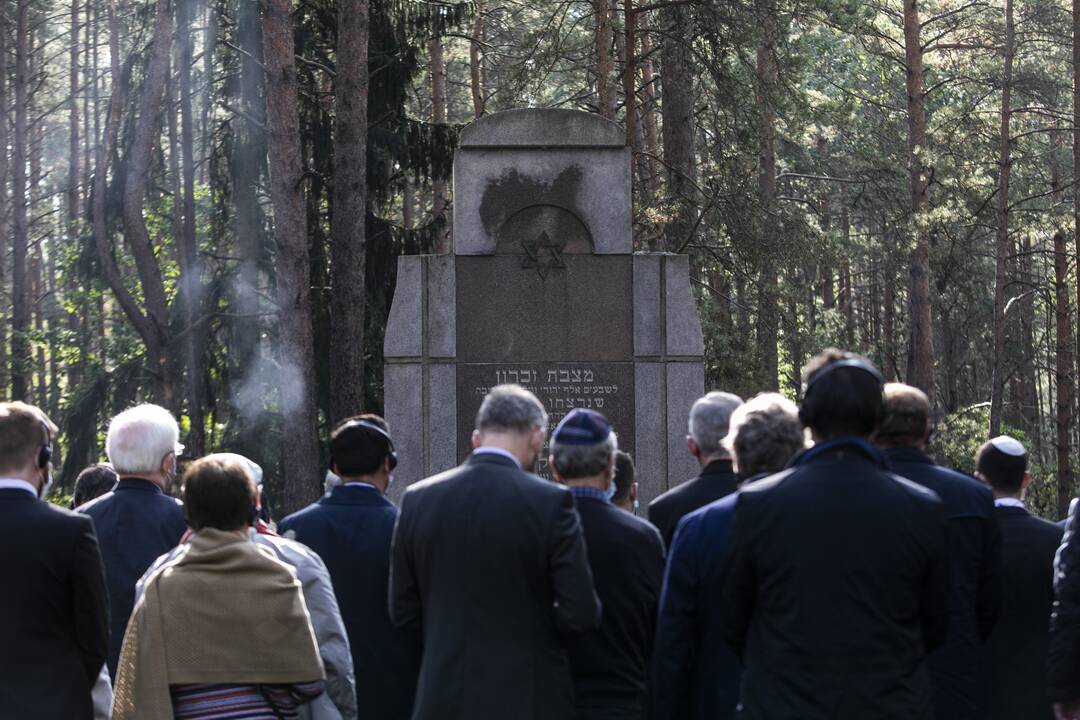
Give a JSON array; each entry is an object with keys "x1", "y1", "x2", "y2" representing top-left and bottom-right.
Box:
[
  {"x1": 799, "y1": 349, "x2": 884, "y2": 439},
  {"x1": 877, "y1": 383, "x2": 931, "y2": 448},
  {"x1": 977, "y1": 436, "x2": 1028, "y2": 495},
  {"x1": 612, "y1": 451, "x2": 635, "y2": 505},
  {"x1": 549, "y1": 409, "x2": 618, "y2": 481},
  {"x1": 725, "y1": 393, "x2": 805, "y2": 478},
  {"x1": 688, "y1": 391, "x2": 743, "y2": 459},
  {"x1": 330, "y1": 414, "x2": 393, "y2": 477},
  {"x1": 105, "y1": 404, "x2": 180, "y2": 476},
  {"x1": 182, "y1": 456, "x2": 256, "y2": 531},
  {"x1": 0, "y1": 401, "x2": 56, "y2": 477},
  {"x1": 476, "y1": 384, "x2": 548, "y2": 438},
  {"x1": 73, "y1": 463, "x2": 119, "y2": 507}
]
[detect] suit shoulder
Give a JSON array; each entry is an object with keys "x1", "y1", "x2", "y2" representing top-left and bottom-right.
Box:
[
  {"x1": 738, "y1": 468, "x2": 796, "y2": 497},
  {"x1": 76, "y1": 490, "x2": 115, "y2": 515},
  {"x1": 42, "y1": 501, "x2": 94, "y2": 528},
  {"x1": 649, "y1": 476, "x2": 697, "y2": 511},
  {"x1": 623, "y1": 511, "x2": 665, "y2": 551},
  {"x1": 279, "y1": 500, "x2": 325, "y2": 528},
  {"x1": 403, "y1": 463, "x2": 468, "y2": 497},
  {"x1": 886, "y1": 472, "x2": 944, "y2": 506}
]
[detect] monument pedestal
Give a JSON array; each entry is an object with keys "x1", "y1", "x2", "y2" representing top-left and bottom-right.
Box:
[{"x1": 384, "y1": 110, "x2": 704, "y2": 505}]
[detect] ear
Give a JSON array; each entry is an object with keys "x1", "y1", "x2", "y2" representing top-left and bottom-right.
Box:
[
  {"x1": 687, "y1": 436, "x2": 700, "y2": 457},
  {"x1": 471, "y1": 430, "x2": 482, "y2": 450},
  {"x1": 162, "y1": 451, "x2": 176, "y2": 475},
  {"x1": 605, "y1": 453, "x2": 616, "y2": 479},
  {"x1": 630, "y1": 481, "x2": 638, "y2": 502},
  {"x1": 974, "y1": 471, "x2": 988, "y2": 485},
  {"x1": 383, "y1": 456, "x2": 392, "y2": 475},
  {"x1": 531, "y1": 427, "x2": 546, "y2": 453},
  {"x1": 1021, "y1": 472, "x2": 1032, "y2": 491},
  {"x1": 548, "y1": 455, "x2": 563, "y2": 483}
]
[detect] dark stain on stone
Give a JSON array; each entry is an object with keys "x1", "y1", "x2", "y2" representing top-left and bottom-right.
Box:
[{"x1": 478, "y1": 165, "x2": 588, "y2": 250}]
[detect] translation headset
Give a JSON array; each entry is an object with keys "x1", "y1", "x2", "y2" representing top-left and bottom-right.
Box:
[
  {"x1": 334, "y1": 419, "x2": 398, "y2": 472},
  {"x1": 798, "y1": 356, "x2": 884, "y2": 427},
  {"x1": 38, "y1": 420, "x2": 53, "y2": 469}
]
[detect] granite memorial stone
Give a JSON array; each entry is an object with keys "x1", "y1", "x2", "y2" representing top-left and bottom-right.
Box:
[{"x1": 383, "y1": 108, "x2": 705, "y2": 504}]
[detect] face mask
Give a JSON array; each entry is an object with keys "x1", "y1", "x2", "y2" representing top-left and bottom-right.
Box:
[
  {"x1": 605, "y1": 481, "x2": 617, "y2": 502},
  {"x1": 633, "y1": 498, "x2": 640, "y2": 513}
]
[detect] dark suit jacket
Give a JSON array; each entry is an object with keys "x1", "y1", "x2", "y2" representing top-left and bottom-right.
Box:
[
  {"x1": 885, "y1": 447, "x2": 1001, "y2": 720},
  {"x1": 566, "y1": 490, "x2": 665, "y2": 719},
  {"x1": 653, "y1": 486, "x2": 749, "y2": 720},
  {"x1": 0, "y1": 488, "x2": 109, "y2": 719},
  {"x1": 648, "y1": 459, "x2": 737, "y2": 547},
  {"x1": 79, "y1": 477, "x2": 186, "y2": 677},
  {"x1": 390, "y1": 452, "x2": 602, "y2": 720},
  {"x1": 279, "y1": 484, "x2": 420, "y2": 720},
  {"x1": 721, "y1": 439, "x2": 949, "y2": 720},
  {"x1": 986, "y1": 504, "x2": 1061, "y2": 720}
]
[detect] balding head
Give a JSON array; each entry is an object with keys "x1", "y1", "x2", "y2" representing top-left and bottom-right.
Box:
[
  {"x1": 687, "y1": 391, "x2": 743, "y2": 463},
  {"x1": 877, "y1": 383, "x2": 931, "y2": 448}
]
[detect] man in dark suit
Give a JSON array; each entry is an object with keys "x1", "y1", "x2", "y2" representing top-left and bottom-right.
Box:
[
  {"x1": 79, "y1": 403, "x2": 187, "y2": 678},
  {"x1": 721, "y1": 350, "x2": 949, "y2": 720},
  {"x1": 280, "y1": 414, "x2": 420, "y2": 720},
  {"x1": 0, "y1": 402, "x2": 109, "y2": 719},
  {"x1": 974, "y1": 436, "x2": 1060, "y2": 720},
  {"x1": 548, "y1": 408, "x2": 665, "y2": 719},
  {"x1": 653, "y1": 393, "x2": 805, "y2": 720},
  {"x1": 648, "y1": 391, "x2": 742, "y2": 546},
  {"x1": 877, "y1": 383, "x2": 1001, "y2": 720},
  {"x1": 390, "y1": 384, "x2": 601, "y2": 720}
]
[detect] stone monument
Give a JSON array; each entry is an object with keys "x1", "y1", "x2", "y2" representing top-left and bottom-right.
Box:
[{"x1": 383, "y1": 108, "x2": 705, "y2": 504}]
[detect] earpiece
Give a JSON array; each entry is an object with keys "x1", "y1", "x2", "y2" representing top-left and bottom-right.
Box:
[
  {"x1": 333, "y1": 420, "x2": 398, "y2": 472},
  {"x1": 37, "y1": 421, "x2": 53, "y2": 469}
]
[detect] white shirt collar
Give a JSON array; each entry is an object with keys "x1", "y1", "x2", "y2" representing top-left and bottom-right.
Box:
[
  {"x1": 995, "y1": 497, "x2": 1025, "y2": 509},
  {"x1": 472, "y1": 446, "x2": 522, "y2": 468},
  {"x1": 0, "y1": 479, "x2": 38, "y2": 497}
]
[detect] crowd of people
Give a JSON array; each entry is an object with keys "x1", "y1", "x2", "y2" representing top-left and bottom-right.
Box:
[{"x1": 5, "y1": 348, "x2": 1080, "y2": 719}]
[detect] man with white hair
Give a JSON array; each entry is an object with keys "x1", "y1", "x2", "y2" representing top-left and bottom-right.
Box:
[
  {"x1": 648, "y1": 391, "x2": 743, "y2": 546},
  {"x1": 79, "y1": 403, "x2": 187, "y2": 678},
  {"x1": 549, "y1": 409, "x2": 665, "y2": 720}
]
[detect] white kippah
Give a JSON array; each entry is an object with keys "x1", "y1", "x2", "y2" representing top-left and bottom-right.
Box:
[{"x1": 990, "y1": 436, "x2": 1026, "y2": 457}]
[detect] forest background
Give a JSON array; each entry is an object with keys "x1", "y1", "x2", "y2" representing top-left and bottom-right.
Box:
[{"x1": 1, "y1": 0, "x2": 1076, "y2": 518}]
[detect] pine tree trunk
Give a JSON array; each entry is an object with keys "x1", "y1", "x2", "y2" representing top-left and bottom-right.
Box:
[
  {"x1": 469, "y1": 0, "x2": 485, "y2": 118},
  {"x1": 659, "y1": 4, "x2": 695, "y2": 251},
  {"x1": 11, "y1": 0, "x2": 30, "y2": 401},
  {"x1": 903, "y1": 0, "x2": 934, "y2": 394},
  {"x1": 989, "y1": 0, "x2": 1015, "y2": 437},
  {"x1": 262, "y1": 0, "x2": 321, "y2": 512},
  {"x1": 329, "y1": 0, "x2": 370, "y2": 424},
  {"x1": 639, "y1": 19, "x2": 659, "y2": 195},
  {"x1": 1055, "y1": 230, "x2": 1076, "y2": 517},
  {"x1": 429, "y1": 36, "x2": 450, "y2": 253},
  {"x1": 69, "y1": 0, "x2": 80, "y2": 224},
  {"x1": 622, "y1": 0, "x2": 637, "y2": 146},
  {"x1": 595, "y1": 0, "x2": 615, "y2": 119},
  {"x1": 755, "y1": 6, "x2": 779, "y2": 390},
  {"x1": 0, "y1": 19, "x2": 9, "y2": 397}
]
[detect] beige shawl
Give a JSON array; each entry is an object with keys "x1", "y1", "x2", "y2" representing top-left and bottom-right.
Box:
[{"x1": 112, "y1": 528, "x2": 325, "y2": 720}]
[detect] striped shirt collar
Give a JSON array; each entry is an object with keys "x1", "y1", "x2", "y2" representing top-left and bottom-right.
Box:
[{"x1": 569, "y1": 485, "x2": 611, "y2": 503}]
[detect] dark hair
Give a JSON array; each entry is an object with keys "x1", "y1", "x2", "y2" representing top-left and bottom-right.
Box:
[
  {"x1": 799, "y1": 349, "x2": 884, "y2": 439},
  {"x1": 612, "y1": 451, "x2": 635, "y2": 504},
  {"x1": 977, "y1": 441, "x2": 1028, "y2": 494},
  {"x1": 182, "y1": 457, "x2": 256, "y2": 531},
  {"x1": 331, "y1": 414, "x2": 392, "y2": 476},
  {"x1": 73, "y1": 464, "x2": 118, "y2": 508}
]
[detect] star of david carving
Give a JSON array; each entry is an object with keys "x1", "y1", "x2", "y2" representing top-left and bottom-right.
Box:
[{"x1": 521, "y1": 231, "x2": 567, "y2": 280}]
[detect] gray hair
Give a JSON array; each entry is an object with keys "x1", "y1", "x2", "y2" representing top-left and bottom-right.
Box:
[
  {"x1": 688, "y1": 391, "x2": 743, "y2": 456},
  {"x1": 551, "y1": 431, "x2": 618, "y2": 480},
  {"x1": 105, "y1": 404, "x2": 181, "y2": 475},
  {"x1": 477, "y1": 384, "x2": 548, "y2": 435},
  {"x1": 724, "y1": 393, "x2": 805, "y2": 478}
]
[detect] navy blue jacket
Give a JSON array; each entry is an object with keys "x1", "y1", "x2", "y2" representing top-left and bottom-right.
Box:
[
  {"x1": 567, "y1": 489, "x2": 665, "y2": 719},
  {"x1": 885, "y1": 446, "x2": 1001, "y2": 720},
  {"x1": 79, "y1": 477, "x2": 186, "y2": 678},
  {"x1": 279, "y1": 484, "x2": 421, "y2": 720},
  {"x1": 653, "y1": 488, "x2": 745, "y2": 720}
]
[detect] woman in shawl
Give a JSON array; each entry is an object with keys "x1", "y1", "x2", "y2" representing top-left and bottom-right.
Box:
[{"x1": 112, "y1": 456, "x2": 326, "y2": 720}]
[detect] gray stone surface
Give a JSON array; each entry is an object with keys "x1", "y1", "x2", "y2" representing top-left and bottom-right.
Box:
[
  {"x1": 634, "y1": 362, "x2": 665, "y2": 505},
  {"x1": 666, "y1": 362, "x2": 705, "y2": 484},
  {"x1": 426, "y1": 255, "x2": 456, "y2": 358},
  {"x1": 633, "y1": 254, "x2": 662, "y2": 357},
  {"x1": 454, "y1": 149, "x2": 631, "y2": 256},
  {"x1": 665, "y1": 254, "x2": 706, "y2": 356},
  {"x1": 459, "y1": 108, "x2": 624, "y2": 148},
  {"x1": 456, "y1": 256, "x2": 633, "y2": 362},
  {"x1": 385, "y1": 363, "x2": 423, "y2": 504},
  {"x1": 384, "y1": 256, "x2": 423, "y2": 358},
  {"x1": 427, "y1": 363, "x2": 457, "y2": 474}
]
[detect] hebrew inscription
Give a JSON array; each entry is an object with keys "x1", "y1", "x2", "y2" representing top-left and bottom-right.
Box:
[{"x1": 458, "y1": 362, "x2": 635, "y2": 480}]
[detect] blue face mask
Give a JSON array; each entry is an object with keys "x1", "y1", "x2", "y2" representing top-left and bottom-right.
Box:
[
  {"x1": 632, "y1": 498, "x2": 639, "y2": 513},
  {"x1": 605, "y1": 481, "x2": 617, "y2": 502}
]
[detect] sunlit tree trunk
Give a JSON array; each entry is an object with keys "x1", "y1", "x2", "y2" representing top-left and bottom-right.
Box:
[
  {"x1": 262, "y1": 0, "x2": 321, "y2": 512},
  {"x1": 903, "y1": 0, "x2": 934, "y2": 394},
  {"x1": 595, "y1": 0, "x2": 615, "y2": 119},
  {"x1": 11, "y1": 0, "x2": 30, "y2": 401},
  {"x1": 659, "y1": 4, "x2": 695, "y2": 252}
]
